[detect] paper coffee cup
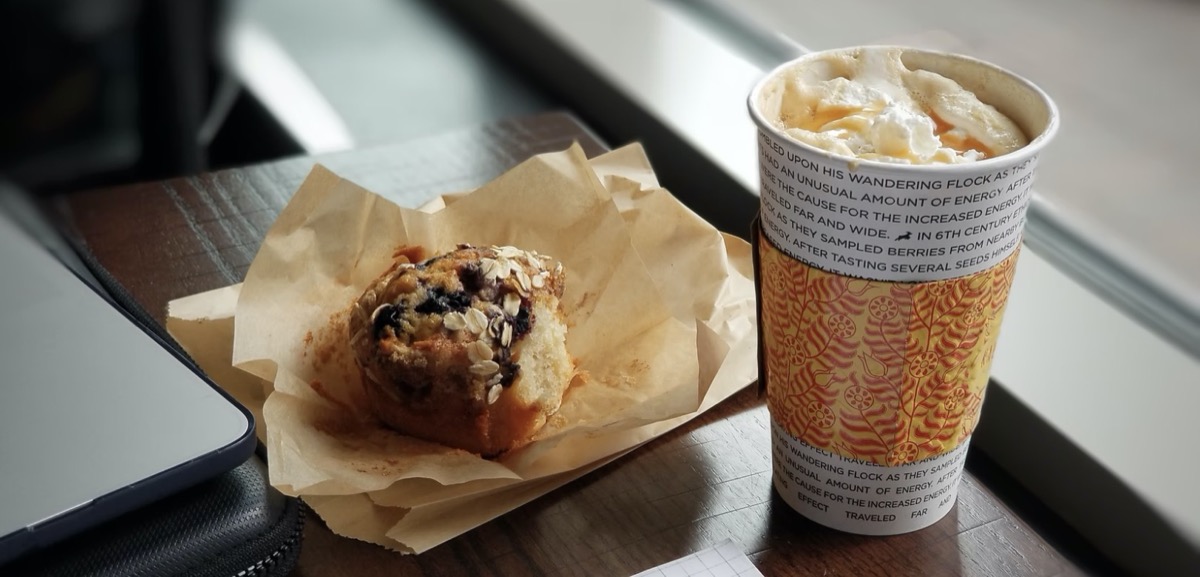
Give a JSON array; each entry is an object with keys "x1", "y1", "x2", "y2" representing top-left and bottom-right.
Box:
[{"x1": 748, "y1": 47, "x2": 1058, "y2": 535}]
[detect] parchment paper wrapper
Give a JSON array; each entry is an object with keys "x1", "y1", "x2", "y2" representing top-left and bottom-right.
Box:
[
  {"x1": 747, "y1": 46, "x2": 1059, "y2": 535},
  {"x1": 167, "y1": 144, "x2": 758, "y2": 553}
]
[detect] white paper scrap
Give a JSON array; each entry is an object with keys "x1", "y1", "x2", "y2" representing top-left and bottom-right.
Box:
[{"x1": 631, "y1": 539, "x2": 763, "y2": 577}]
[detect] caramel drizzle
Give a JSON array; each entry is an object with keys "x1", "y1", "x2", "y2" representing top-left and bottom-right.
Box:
[{"x1": 927, "y1": 109, "x2": 995, "y2": 159}]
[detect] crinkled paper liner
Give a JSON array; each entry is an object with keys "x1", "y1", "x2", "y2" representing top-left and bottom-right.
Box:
[{"x1": 167, "y1": 144, "x2": 757, "y2": 553}]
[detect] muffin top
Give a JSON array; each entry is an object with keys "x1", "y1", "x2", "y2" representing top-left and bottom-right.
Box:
[{"x1": 349, "y1": 244, "x2": 565, "y2": 406}]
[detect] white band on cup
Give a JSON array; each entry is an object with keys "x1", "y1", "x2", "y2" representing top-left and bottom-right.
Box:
[
  {"x1": 771, "y1": 420, "x2": 970, "y2": 535},
  {"x1": 756, "y1": 130, "x2": 1040, "y2": 282}
]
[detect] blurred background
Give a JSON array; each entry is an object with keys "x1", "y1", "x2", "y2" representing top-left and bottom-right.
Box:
[
  {"x1": 4, "y1": 0, "x2": 1197, "y2": 345},
  {"x1": 0, "y1": 0, "x2": 558, "y2": 191}
]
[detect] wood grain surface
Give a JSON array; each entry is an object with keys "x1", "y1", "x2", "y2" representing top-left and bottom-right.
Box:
[{"x1": 56, "y1": 112, "x2": 1092, "y2": 576}]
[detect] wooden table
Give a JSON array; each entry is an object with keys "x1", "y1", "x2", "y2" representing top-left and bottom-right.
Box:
[{"x1": 54, "y1": 112, "x2": 1106, "y2": 576}]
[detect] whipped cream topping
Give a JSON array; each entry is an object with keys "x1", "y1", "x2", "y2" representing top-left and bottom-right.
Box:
[{"x1": 773, "y1": 48, "x2": 1028, "y2": 164}]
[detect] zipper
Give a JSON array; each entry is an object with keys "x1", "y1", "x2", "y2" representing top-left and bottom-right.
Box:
[{"x1": 234, "y1": 501, "x2": 307, "y2": 577}]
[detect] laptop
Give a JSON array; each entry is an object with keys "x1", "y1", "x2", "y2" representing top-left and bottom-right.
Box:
[{"x1": 0, "y1": 206, "x2": 256, "y2": 564}]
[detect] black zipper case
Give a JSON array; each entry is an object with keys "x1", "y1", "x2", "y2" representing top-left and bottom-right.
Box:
[{"x1": 5, "y1": 455, "x2": 305, "y2": 577}]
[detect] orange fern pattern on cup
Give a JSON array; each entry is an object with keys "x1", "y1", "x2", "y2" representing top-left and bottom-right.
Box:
[{"x1": 759, "y1": 233, "x2": 1018, "y2": 465}]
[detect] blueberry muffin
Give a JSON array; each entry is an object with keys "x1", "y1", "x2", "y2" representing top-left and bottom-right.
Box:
[{"x1": 348, "y1": 244, "x2": 573, "y2": 456}]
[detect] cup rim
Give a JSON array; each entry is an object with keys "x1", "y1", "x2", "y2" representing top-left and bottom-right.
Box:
[{"x1": 747, "y1": 45, "x2": 1061, "y2": 173}]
